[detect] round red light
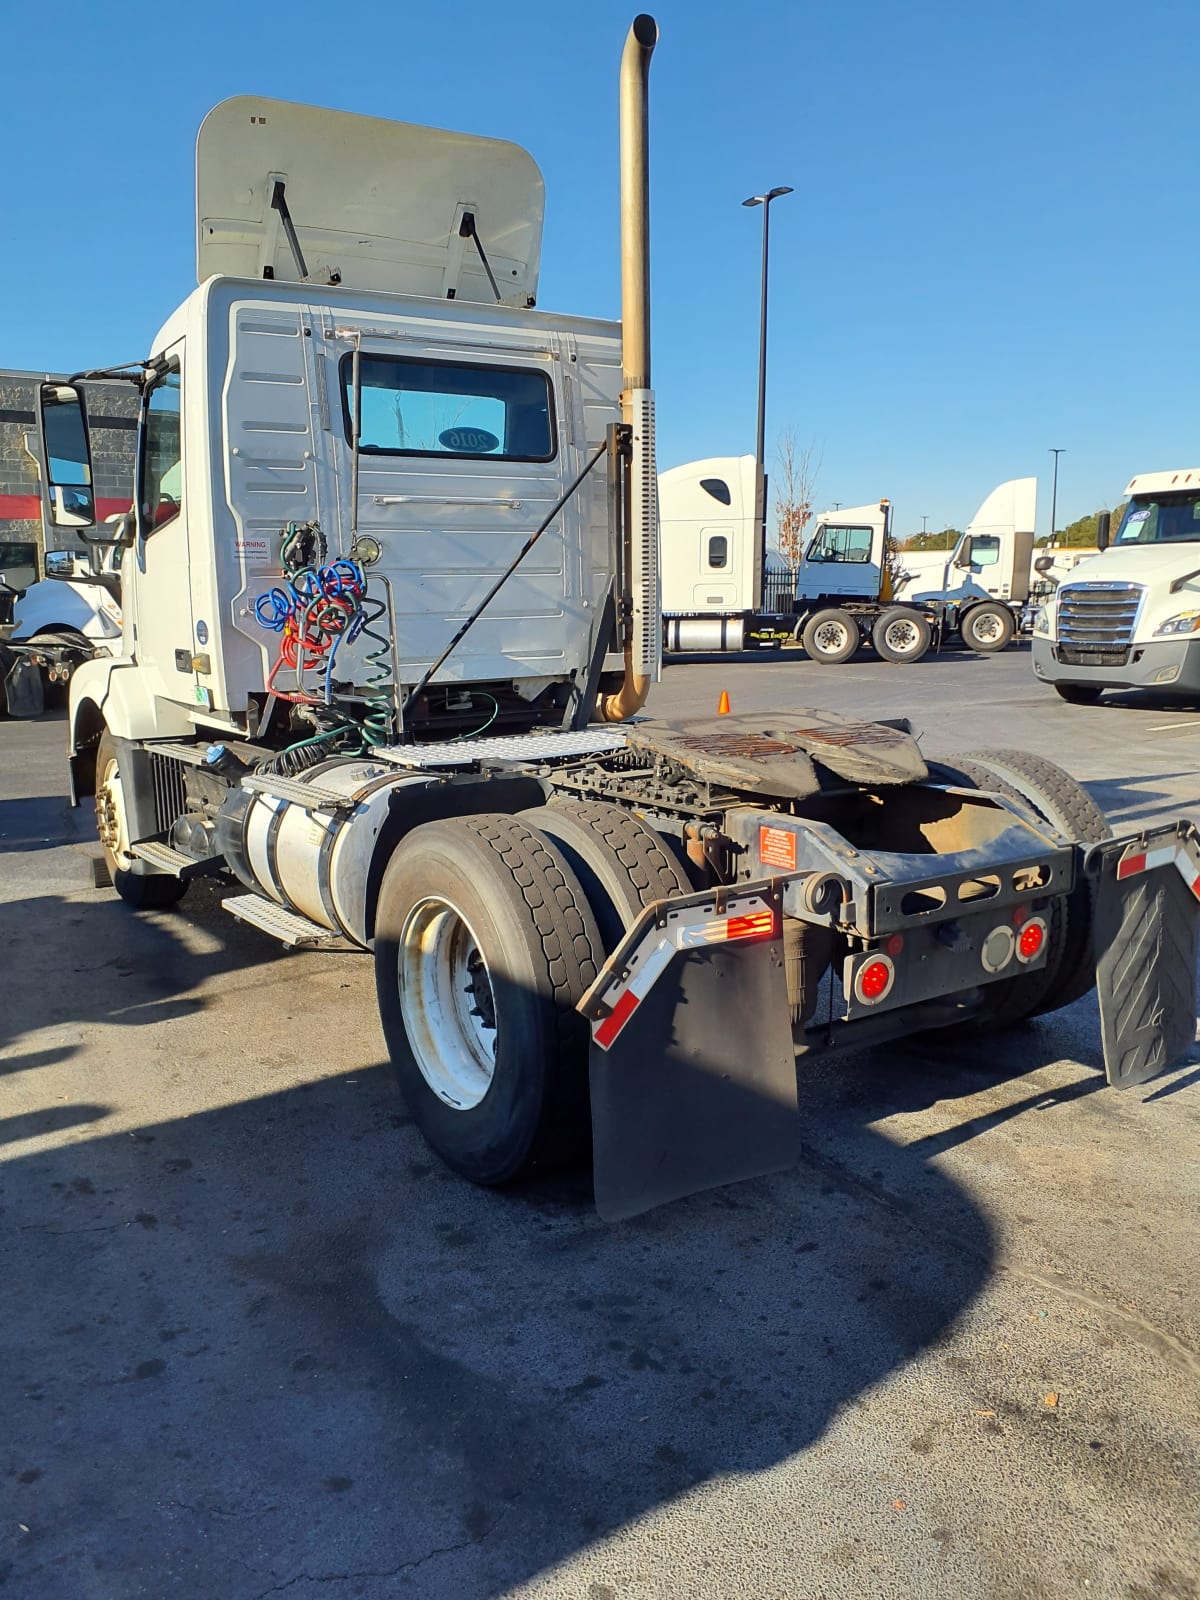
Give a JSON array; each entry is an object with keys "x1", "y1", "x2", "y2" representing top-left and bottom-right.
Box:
[
  {"x1": 885, "y1": 933, "x2": 905, "y2": 956},
  {"x1": 1018, "y1": 921, "x2": 1044, "y2": 959},
  {"x1": 859, "y1": 959, "x2": 892, "y2": 1000}
]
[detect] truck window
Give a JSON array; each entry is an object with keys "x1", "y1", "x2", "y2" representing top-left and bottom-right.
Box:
[
  {"x1": 706, "y1": 533, "x2": 729, "y2": 569},
  {"x1": 344, "y1": 354, "x2": 555, "y2": 462},
  {"x1": 1115, "y1": 494, "x2": 1200, "y2": 546},
  {"x1": 700, "y1": 478, "x2": 731, "y2": 505},
  {"x1": 971, "y1": 534, "x2": 1000, "y2": 567},
  {"x1": 805, "y1": 524, "x2": 873, "y2": 563},
  {"x1": 139, "y1": 368, "x2": 183, "y2": 532}
]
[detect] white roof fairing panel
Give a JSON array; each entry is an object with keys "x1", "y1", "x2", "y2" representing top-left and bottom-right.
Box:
[{"x1": 196, "y1": 97, "x2": 544, "y2": 307}]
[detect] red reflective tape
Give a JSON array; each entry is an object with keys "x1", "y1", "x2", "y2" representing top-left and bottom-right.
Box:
[
  {"x1": 726, "y1": 910, "x2": 776, "y2": 940},
  {"x1": 594, "y1": 987, "x2": 640, "y2": 1050},
  {"x1": 1191, "y1": 872, "x2": 1200, "y2": 902},
  {"x1": 1116, "y1": 853, "x2": 1146, "y2": 880}
]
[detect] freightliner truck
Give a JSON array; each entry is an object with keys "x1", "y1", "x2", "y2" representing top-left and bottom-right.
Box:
[
  {"x1": 1032, "y1": 468, "x2": 1200, "y2": 703},
  {"x1": 40, "y1": 18, "x2": 1200, "y2": 1218}
]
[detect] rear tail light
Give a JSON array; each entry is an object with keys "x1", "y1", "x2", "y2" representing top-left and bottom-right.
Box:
[
  {"x1": 1015, "y1": 916, "x2": 1048, "y2": 963},
  {"x1": 854, "y1": 954, "x2": 895, "y2": 1004}
]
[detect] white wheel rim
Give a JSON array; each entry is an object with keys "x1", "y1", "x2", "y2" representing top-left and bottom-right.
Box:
[
  {"x1": 814, "y1": 620, "x2": 850, "y2": 655},
  {"x1": 884, "y1": 618, "x2": 921, "y2": 655},
  {"x1": 972, "y1": 612, "x2": 1003, "y2": 644},
  {"x1": 96, "y1": 756, "x2": 134, "y2": 872},
  {"x1": 398, "y1": 896, "x2": 497, "y2": 1110}
]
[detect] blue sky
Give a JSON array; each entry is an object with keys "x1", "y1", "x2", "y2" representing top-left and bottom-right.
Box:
[{"x1": 4, "y1": 0, "x2": 1196, "y2": 536}]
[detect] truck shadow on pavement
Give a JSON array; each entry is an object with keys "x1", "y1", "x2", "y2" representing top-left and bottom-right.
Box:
[{"x1": 0, "y1": 891, "x2": 1021, "y2": 1599}]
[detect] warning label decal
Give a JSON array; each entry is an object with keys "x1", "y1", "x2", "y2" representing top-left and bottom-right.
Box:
[{"x1": 759, "y1": 824, "x2": 798, "y2": 871}]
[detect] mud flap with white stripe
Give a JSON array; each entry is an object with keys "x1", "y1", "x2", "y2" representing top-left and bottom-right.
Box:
[
  {"x1": 579, "y1": 884, "x2": 798, "y2": 1222},
  {"x1": 1090, "y1": 822, "x2": 1200, "y2": 1088}
]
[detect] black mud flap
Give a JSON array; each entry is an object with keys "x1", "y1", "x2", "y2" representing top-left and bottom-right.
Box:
[
  {"x1": 1089, "y1": 823, "x2": 1200, "y2": 1088},
  {"x1": 580, "y1": 884, "x2": 798, "y2": 1222},
  {"x1": 2, "y1": 651, "x2": 45, "y2": 718}
]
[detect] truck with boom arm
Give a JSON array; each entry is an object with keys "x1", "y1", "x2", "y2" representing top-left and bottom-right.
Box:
[{"x1": 45, "y1": 18, "x2": 1200, "y2": 1219}]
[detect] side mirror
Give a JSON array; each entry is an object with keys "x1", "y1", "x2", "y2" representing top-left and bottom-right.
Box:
[
  {"x1": 1096, "y1": 511, "x2": 1112, "y2": 551},
  {"x1": 954, "y1": 536, "x2": 973, "y2": 569},
  {"x1": 44, "y1": 550, "x2": 76, "y2": 578},
  {"x1": 1033, "y1": 554, "x2": 1055, "y2": 575},
  {"x1": 38, "y1": 384, "x2": 96, "y2": 532}
]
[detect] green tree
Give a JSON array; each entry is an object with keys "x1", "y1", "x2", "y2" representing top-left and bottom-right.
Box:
[
  {"x1": 1035, "y1": 504, "x2": 1127, "y2": 548},
  {"x1": 900, "y1": 527, "x2": 962, "y2": 552}
]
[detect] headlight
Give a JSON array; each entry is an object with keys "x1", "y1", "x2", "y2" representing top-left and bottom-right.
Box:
[
  {"x1": 1032, "y1": 606, "x2": 1051, "y2": 636},
  {"x1": 1152, "y1": 611, "x2": 1200, "y2": 637}
]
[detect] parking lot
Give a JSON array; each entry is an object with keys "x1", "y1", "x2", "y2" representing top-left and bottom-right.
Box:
[{"x1": 2, "y1": 644, "x2": 1199, "y2": 1600}]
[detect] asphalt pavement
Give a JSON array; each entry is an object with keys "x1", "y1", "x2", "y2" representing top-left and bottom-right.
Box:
[{"x1": 2, "y1": 644, "x2": 1199, "y2": 1599}]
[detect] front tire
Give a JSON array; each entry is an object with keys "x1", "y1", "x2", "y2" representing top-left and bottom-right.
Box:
[
  {"x1": 961, "y1": 603, "x2": 1015, "y2": 652},
  {"x1": 1054, "y1": 682, "x2": 1104, "y2": 705},
  {"x1": 802, "y1": 608, "x2": 860, "y2": 665},
  {"x1": 872, "y1": 608, "x2": 932, "y2": 663},
  {"x1": 374, "y1": 814, "x2": 603, "y2": 1185},
  {"x1": 94, "y1": 732, "x2": 187, "y2": 910}
]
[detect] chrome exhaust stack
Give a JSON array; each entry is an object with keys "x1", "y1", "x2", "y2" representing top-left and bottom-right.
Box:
[{"x1": 599, "y1": 13, "x2": 661, "y2": 722}]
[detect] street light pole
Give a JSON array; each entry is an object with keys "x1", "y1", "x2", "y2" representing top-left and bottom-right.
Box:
[
  {"x1": 1048, "y1": 448, "x2": 1064, "y2": 545},
  {"x1": 921, "y1": 515, "x2": 929, "y2": 537},
  {"x1": 743, "y1": 185, "x2": 793, "y2": 543}
]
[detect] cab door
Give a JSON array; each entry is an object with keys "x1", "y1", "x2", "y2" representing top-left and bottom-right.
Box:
[
  {"x1": 693, "y1": 526, "x2": 736, "y2": 609},
  {"x1": 131, "y1": 351, "x2": 198, "y2": 705},
  {"x1": 795, "y1": 522, "x2": 881, "y2": 601}
]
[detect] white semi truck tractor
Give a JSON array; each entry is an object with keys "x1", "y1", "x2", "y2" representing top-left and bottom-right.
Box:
[
  {"x1": 1032, "y1": 469, "x2": 1200, "y2": 703},
  {"x1": 658, "y1": 461, "x2": 1034, "y2": 662},
  {"x1": 43, "y1": 19, "x2": 1200, "y2": 1218}
]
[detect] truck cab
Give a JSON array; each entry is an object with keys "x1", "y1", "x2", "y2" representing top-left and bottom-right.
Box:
[{"x1": 1032, "y1": 469, "x2": 1200, "y2": 702}]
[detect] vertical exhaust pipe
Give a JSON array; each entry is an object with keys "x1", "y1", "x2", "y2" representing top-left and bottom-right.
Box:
[{"x1": 599, "y1": 13, "x2": 661, "y2": 722}]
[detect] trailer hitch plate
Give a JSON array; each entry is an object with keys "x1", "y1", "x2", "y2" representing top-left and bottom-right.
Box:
[
  {"x1": 580, "y1": 884, "x2": 798, "y2": 1220},
  {"x1": 1090, "y1": 822, "x2": 1200, "y2": 1088}
]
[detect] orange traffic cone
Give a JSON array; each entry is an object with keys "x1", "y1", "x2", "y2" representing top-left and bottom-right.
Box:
[{"x1": 717, "y1": 690, "x2": 731, "y2": 715}]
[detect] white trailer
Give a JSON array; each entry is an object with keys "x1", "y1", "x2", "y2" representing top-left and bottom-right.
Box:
[
  {"x1": 1032, "y1": 468, "x2": 1200, "y2": 702},
  {"x1": 659, "y1": 462, "x2": 1036, "y2": 661},
  {"x1": 39, "y1": 18, "x2": 1200, "y2": 1217}
]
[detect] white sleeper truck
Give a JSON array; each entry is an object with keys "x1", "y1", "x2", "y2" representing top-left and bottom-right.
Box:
[
  {"x1": 45, "y1": 18, "x2": 1200, "y2": 1218},
  {"x1": 658, "y1": 462, "x2": 1035, "y2": 662},
  {"x1": 1032, "y1": 469, "x2": 1200, "y2": 703}
]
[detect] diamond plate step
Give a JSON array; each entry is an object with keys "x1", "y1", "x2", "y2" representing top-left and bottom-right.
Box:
[
  {"x1": 371, "y1": 727, "x2": 629, "y2": 769},
  {"x1": 130, "y1": 840, "x2": 223, "y2": 880},
  {"x1": 223, "y1": 893, "x2": 341, "y2": 948},
  {"x1": 240, "y1": 773, "x2": 354, "y2": 809}
]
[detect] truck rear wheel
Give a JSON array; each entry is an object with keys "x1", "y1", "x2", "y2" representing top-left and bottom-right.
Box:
[
  {"x1": 802, "y1": 608, "x2": 859, "y2": 664},
  {"x1": 521, "y1": 799, "x2": 691, "y2": 951},
  {"x1": 1054, "y1": 683, "x2": 1104, "y2": 705},
  {"x1": 961, "y1": 603, "x2": 1014, "y2": 652},
  {"x1": 373, "y1": 813, "x2": 603, "y2": 1185},
  {"x1": 872, "y1": 608, "x2": 931, "y2": 663},
  {"x1": 95, "y1": 732, "x2": 187, "y2": 910}
]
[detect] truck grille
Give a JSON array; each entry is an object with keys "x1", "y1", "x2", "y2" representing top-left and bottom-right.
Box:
[{"x1": 1056, "y1": 581, "x2": 1143, "y2": 663}]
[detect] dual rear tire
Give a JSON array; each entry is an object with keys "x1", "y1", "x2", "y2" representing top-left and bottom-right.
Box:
[{"x1": 373, "y1": 804, "x2": 689, "y2": 1185}]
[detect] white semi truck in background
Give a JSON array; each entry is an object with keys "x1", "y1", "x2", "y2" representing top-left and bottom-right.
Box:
[
  {"x1": 0, "y1": 371, "x2": 133, "y2": 713},
  {"x1": 34, "y1": 17, "x2": 1200, "y2": 1217},
  {"x1": 1032, "y1": 468, "x2": 1200, "y2": 703},
  {"x1": 659, "y1": 459, "x2": 1035, "y2": 662}
]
